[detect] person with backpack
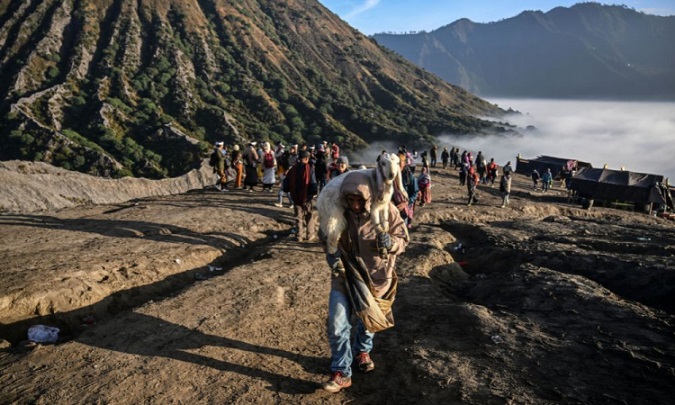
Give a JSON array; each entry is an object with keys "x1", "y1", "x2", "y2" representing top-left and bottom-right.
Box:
[{"x1": 261, "y1": 142, "x2": 277, "y2": 192}]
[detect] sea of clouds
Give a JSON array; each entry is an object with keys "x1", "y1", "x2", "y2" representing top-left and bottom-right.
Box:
[
  {"x1": 479, "y1": 99, "x2": 675, "y2": 182},
  {"x1": 348, "y1": 98, "x2": 674, "y2": 183}
]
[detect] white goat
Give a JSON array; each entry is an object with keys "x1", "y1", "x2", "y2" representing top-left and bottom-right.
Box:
[{"x1": 317, "y1": 153, "x2": 408, "y2": 258}]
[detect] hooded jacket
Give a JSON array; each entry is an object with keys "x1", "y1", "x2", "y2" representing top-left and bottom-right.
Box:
[{"x1": 336, "y1": 172, "x2": 409, "y2": 298}]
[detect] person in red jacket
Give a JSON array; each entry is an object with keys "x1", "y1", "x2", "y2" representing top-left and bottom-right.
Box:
[
  {"x1": 287, "y1": 151, "x2": 318, "y2": 242},
  {"x1": 331, "y1": 142, "x2": 340, "y2": 161}
]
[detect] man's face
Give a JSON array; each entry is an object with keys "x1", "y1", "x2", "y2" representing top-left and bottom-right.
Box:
[
  {"x1": 337, "y1": 161, "x2": 347, "y2": 172},
  {"x1": 346, "y1": 195, "x2": 366, "y2": 214}
]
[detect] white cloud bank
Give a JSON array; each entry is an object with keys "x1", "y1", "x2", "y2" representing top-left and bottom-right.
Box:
[{"x1": 435, "y1": 99, "x2": 675, "y2": 182}]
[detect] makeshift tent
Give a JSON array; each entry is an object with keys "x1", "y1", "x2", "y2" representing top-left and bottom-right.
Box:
[
  {"x1": 570, "y1": 167, "x2": 673, "y2": 210},
  {"x1": 516, "y1": 155, "x2": 592, "y2": 178}
]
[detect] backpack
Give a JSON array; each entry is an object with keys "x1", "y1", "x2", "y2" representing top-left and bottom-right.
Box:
[
  {"x1": 263, "y1": 152, "x2": 275, "y2": 168},
  {"x1": 208, "y1": 151, "x2": 218, "y2": 167}
]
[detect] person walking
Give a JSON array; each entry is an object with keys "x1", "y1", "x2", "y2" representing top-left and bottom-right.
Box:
[
  {"x1": 395, "y1": 152, "x2": 418, "y2": 228},
  {"x1": 212, "y1": 141, "x2": 228, "y2": 192},
  {"x1": 322, "y1": 171, "x2": 410, "y2": 393},
  {"x1": 467, "y1": 166, "x2": 479, "y2": 206},
  {"x1": 417, "y1": 166, "x2": 432, "y2": 206},
  {"x1": 542, "y1": 168, "x2": 553, "y2": 192},
  {"x1": 287, "y1": 150, "x2": 318, "y2": 242},
  {"x1": 531, "y1": 169, "x2": 541, "y2": 191},
  {"x1": 330, "y1": 156, "x2": 350, "y2": 180},
  {"x1": 502, "y1": 161, "x2": 513, "y2": 176},
  {"x1": 230, "y1": 145, "x2": 243, "y2": 189},
  {"x1": 315, "y1": 144, "x2": 329, "y2": 192},
  {"x1": 260, "y1": 142, "x2": 277, "y2": 192},
  {"x1": 430, "y1": 145, "x2": 437, "y2": 167},
  {"x1": 441, "y1": 147, "x2": 449, "y2": 169},
  {"x1": 459, "y1": 163, "x2": 468, "y2": 186},
  {"x1": 274, "y1": 168, "x2": 294, "y2": 209},
  {"x1": 243, "y1": 142, "x2": 259, "y2": 192},
  {"x1": 499, "y1": 171, "x2": 512, "y2": 208},
  {"x1": 487, "y1": 158, "x2": 498, "y2": 186}
]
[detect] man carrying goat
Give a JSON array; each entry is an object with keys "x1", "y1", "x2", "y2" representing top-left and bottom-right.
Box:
[{"x1": 320, "y1": 171, "x2": 409, "y2": 393}]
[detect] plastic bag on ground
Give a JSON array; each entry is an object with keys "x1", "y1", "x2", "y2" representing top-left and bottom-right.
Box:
[{"x1": 27, "y1": 325, "x2": 60, "y2": 343}]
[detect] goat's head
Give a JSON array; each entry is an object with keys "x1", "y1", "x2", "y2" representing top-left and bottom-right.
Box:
[{"x1": 377, "y1": 153, "x2": 400, "y2": 184}]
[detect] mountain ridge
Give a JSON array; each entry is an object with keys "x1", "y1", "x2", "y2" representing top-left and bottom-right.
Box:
[{"x1": 373, "y1": 3, "x2": 675, "y2": 100}]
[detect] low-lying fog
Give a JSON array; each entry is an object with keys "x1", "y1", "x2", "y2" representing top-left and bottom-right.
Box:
[
  {"x1": 475, "y1": 99, "x2": 674, "y2": 182},
  {"x1": 352, "y1": 99, "x2": 674, "y2": 183}
]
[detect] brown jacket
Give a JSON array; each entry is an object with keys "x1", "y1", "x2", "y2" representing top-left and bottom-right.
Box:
[{"x1": 333, "y1": 172, "x2": 409, "y2": 298}]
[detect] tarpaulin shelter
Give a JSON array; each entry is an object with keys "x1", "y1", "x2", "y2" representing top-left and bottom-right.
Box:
[
  {"x1": 570, "y1": 167, "x2": 673, "y2": 211},
  {"x1": 516, "y1": 155, "x2": 592, "y2": 178}
]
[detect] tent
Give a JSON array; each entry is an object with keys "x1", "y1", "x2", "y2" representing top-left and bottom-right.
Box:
[
  {"x1": 515, "y1": 155, "x2": 592, "y2": 178},
  {"x1": 570, "y1": 167, "x2": 672, "y2": 210}
]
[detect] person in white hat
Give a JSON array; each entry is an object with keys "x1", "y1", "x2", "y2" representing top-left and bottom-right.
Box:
[
  {"x1": 212, "y1": 142, "x2": 228, "y2": 192},
  {"x1": 231, "y1": 144, "x2": 243, "y2": 189}
]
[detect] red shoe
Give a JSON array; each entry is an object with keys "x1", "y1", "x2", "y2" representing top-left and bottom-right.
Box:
[
  {"x1": 356, "y1": 352, "x2": 375, "y2": 372},
  {"x1": 322, "y1": 372, "x2": 352, "y2": 393}
]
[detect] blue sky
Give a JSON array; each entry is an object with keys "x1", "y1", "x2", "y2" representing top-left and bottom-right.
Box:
[{"x1": 318, "y1": 0, "x2": 675, "y2": 35}]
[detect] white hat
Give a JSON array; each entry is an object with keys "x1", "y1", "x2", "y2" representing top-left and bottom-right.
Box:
[
  {"x1": 215, "y1": 141, "x2": 224, "y2": 147},
  {"x1": 233, "y1": 145, "x2": 240, "y2": 151},
  {"x1": 249, "y1": 141, "x2": 257, "y2": 146}
]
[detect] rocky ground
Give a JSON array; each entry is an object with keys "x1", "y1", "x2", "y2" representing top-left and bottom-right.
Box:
[{"x1": 0, "y1": 161, "x2": 674, "y2": 404}]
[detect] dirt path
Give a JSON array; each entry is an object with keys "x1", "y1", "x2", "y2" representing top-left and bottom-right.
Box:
[{"x1": 1, "y1": 166, "x2": 674, "y2": 404}]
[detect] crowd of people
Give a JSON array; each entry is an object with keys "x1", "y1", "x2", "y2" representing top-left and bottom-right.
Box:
[
  {"x1": 210, "y1": 140, "x2": 538, "y2": 232},
  {"x1": 208, "y1": 139, "x2": 552, "y2": 394}
]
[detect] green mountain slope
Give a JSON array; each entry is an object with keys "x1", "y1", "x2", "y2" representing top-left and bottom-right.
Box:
[{"x1": 0, "y1": 0, "x2": 508, "y2": 178}]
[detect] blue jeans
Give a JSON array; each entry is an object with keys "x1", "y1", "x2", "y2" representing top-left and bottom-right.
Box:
[{"x1": 328, "y1": 287, "x2": 374, "y2": 378}]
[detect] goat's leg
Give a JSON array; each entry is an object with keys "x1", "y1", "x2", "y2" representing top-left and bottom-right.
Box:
[{"x1": 371, "y1": 206, "x2": 389, "y2": 259}]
